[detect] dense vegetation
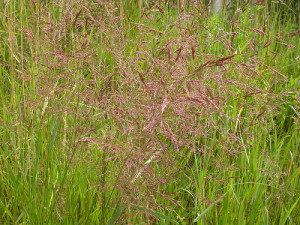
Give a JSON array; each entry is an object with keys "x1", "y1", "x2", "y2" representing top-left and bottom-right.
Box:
[{"x1": 0, "y1": 0, "x2": 299, "y2": 224}]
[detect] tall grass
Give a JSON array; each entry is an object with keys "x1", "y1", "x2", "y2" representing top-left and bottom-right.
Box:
[{"x1": 0, "y1": 0, "x2": 299, "y2": 224}]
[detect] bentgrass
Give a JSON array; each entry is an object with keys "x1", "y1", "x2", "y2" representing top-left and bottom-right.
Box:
[{"x1": 0, "y1": 0, "x2": 299, "y2": 224}]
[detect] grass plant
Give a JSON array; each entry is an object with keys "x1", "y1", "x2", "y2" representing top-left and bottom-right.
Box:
[{"x1": 0, "y1": 0, "x2": 299, "y2": 224}]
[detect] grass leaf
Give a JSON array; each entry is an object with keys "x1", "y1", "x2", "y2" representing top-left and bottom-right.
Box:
[
  {"x1": 132, "y1": 204, "x2": 179, "y2": 224},
  {"x1": 193, "y1": 191, "x2": 229, "y2": 223}
]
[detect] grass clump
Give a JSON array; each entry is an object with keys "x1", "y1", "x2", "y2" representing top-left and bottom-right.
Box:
[{"x1": 0, "y1": 0, "x2": 299, "y2": 224}]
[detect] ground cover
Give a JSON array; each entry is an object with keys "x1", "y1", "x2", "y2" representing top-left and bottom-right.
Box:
[{"x1": 0, "y1": 0, "x2": 299, "y2": 224}]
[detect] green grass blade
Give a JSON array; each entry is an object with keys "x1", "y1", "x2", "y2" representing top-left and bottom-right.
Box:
[
  {"x1": 279, "y1": 197, "x2": 300, "y2": 225},
  {"x1": 106, "y1": 205, "x2": 126, "y2": 225},
  {"x1": 132, "y1": 204, "x2": 179, "y2": 224},
  {"x1": 193, "y1": 191, "x2": 229, "y2": 223}
]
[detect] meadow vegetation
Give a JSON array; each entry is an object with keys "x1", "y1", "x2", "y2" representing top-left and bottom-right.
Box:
[{"x1": 0, "y1": 0, "x2": 299, "y2": 224}]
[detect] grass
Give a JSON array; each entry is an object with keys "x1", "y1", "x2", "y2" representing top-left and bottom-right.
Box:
[{"x1": 0, "y1": 0, "x2": 299, "y2": 224}]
